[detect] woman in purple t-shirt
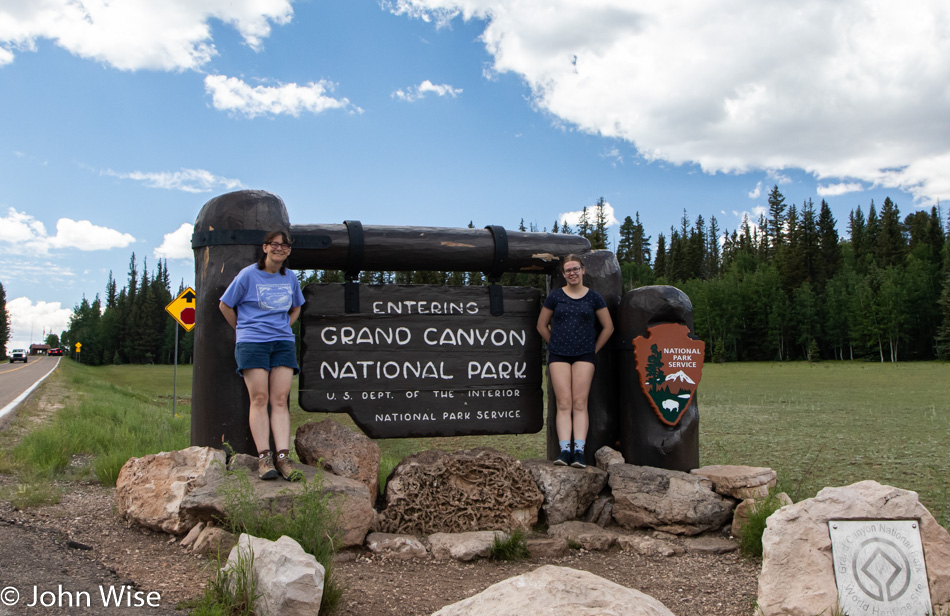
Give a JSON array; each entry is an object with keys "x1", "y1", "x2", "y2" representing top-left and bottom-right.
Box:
[
  {"x1": 536, "y1": 254, "x2": 614, "y2": 468},
  {"x1": 219, "y1": 230, "x2": 305, "y2": 481}
]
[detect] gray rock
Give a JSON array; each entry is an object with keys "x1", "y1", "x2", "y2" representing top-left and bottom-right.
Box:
[
  {"x1": 526, "y1": 537, "x2": 570, "y2": 559},
  {"x1": 609, "y1": 464, "x2": 734, "y2": 535},
  {"x1": 365, "y1": 532, "x2": 429, "y2": 560},
  {"x1": 690, "y1": 464, "x2": 777, "y2": 499},
  {"x1": 295, "y1": 419, "x2": 382, "y2": 506},
  {"x1": 432, "y1": 565, "x2": 676, "y2": 615},
  {"x1": 428, "y1": 531, "x2": 503, "y2": 561},
  {"x1": 682, "y1": 535, "x2": 738, "y2": 554},
  {"x1": 594, "y1": 445, "x2": 625, "y2": 471},
  {"x1": 116, "y1": 446, "x2": 226, "y2": 535},
  {"x1": 582, "y1": 493, "x2": 614, "y2": 527},
  {"x1": 522, "y1": 459, "x2": 608, "y2": 525},
  {"x1": 192, "y1": 525, "x2": 237, "y2": 557},
  {"x1": 615, "y1": 534, "x2": 684, "y2": 557},
  {"x1": 757, "y1": 480, "x2": 950, "y2": 616},
  {"x1": 547, "y1": 521, "x2": 617, "y2": 551},
  {"x1": 227, "y1": 534, "x2": 324, "y2": 616},
  {"x1": 376, "y1": 448, "x2": 543, "y2": 535}
]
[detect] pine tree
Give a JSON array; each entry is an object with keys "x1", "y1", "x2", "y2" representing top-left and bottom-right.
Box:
[
  {"x1": 767, "y1": 185, "x2": 787, "y2": 257},
  {"x1": 816, "y1": 200, "x2": 841, "y2": 289},
  {"x1": 591, "y1": 197, "x2": 609, "y2": 249},
  {"x1": 876, "y1": 197, "x2": 906, "y2": 268},
  {"x1": 653, "y1": 234, "x2": 668, "y2": 280}
]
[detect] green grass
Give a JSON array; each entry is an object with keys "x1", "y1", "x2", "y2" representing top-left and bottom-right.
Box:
[
  {"x1": 1, "y1": 358, "x2": 947, "y2": 530},
  {"x1": 698, "y1": 362, "x2": 950, "y2": 526}
]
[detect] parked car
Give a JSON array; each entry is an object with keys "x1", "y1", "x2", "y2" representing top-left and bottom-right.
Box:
[
  {"x1": 49, "y1": 348, "x2": 63, "y2": 356},
  {"x1": 10, "y1": 349, "x2": 28, "y2": 363}
]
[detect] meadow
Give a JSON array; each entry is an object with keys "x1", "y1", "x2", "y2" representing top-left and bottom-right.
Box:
[{"x1": 1, "y1": 359, "x2": 947, "y2": 528}]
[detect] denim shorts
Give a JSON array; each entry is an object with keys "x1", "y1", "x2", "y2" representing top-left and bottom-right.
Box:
[
  {"x1": 234, "y1": 340, "x2": 300, "y2": 376},
  {"x1": 547, "y1": 351, "x2": 597, "y2": 365}
]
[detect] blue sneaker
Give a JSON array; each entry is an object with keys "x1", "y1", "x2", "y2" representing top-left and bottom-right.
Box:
[
  {"x1": 571, "y1": 450, "x2": 587, "y2": 468},
  {"x1": 554, "y1": 450, "x2": 571, "y2": 466}
]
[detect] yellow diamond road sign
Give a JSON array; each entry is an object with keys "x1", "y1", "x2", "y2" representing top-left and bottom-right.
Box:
[{"x1": 166, "y1": 287, "x2": 197, "y2": 332}]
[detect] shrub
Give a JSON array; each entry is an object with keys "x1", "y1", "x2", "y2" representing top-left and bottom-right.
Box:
[{"x1": 489, "y1": 529, "x2": 530, "y2": 561}]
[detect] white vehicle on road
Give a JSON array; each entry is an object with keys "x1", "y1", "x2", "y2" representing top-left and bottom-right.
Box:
[{"x1": 9, "y1": 349, "x2": 28, "y2": 363}]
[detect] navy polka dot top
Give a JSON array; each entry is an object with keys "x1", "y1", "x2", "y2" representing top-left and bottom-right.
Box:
[{"x1": 543, "y1": 287, "x2": 607, "y2": 356}]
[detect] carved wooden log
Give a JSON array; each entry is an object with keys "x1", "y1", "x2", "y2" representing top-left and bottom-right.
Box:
[
  {"x1": 192, "y1": 190, "x2": 291, "y2": 453},
  {"x1": 616, "y1": 285, "x2": 700, "y2": 471},
  {"x1": 287, "y1": 225, "x2": 590, "y2": 273},
  {"x1": 544, "y1": 250, "x2": 622, "y2": 466}
]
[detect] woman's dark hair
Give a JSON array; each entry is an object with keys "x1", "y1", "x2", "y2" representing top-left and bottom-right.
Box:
[
  {"x1": 560, "y1": 253, "x2": 585, "y2": 273},
  {"x1": 257, "y1": 229, "x2": 293, "y2": 275}
]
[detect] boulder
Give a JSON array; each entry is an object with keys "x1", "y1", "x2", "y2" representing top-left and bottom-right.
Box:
[
  {"x1": 228, "y1": 534, "x2": 324, "y2": 616},
  {"x1": 595, "y1": 445, "x2": 625, "y2": 471},
  {"x1": 522, "y1": 459, "x2": 609, "y2": 525},
  {"x1": 116, "y1": 446, "x2": 225, "y2": 535},
  {"x1": 547, "y1": 521, "x2": 617, "y2": 551},
  {"x1": 376, "y1": 448, "x2": 543, "y2": 535},
  {"x1": 526, "y1": 537, "x2": 570, "y2": 559},
  {"x1": 428, "y1": 531, "x2": 503, "y2": 561},
  {"x1": 365, "y1": 532, "x2": 429, "y2": 560},
  {"x1": 731, "y1": 492, "x2": 793, "y2": 537},
  {"x1": 681, "y1": 535, "x2": 738, "y2": 554},
  {"x1": 615, "y1": 534, "x2": 684, "y2": 557},
  {"x1": 295, "y1": 419, "x2": 381, "y2": 505},
  {"x1": 690, "y1": 464, "x2": 777, "y2": 499},
  {"x1": 609, "y1": 464, "x2": 734, "y2": 535},
  {"x1": 757, "y1": 481, "x2": 950, "y2": 616},
  {"x1": 180, "y1": 453, "x2": 374, "y2": 548},
  {"x1": 432, "y1": 565, "x2": 676, "y2": 616},
  {"x1": 192, "y1": 525, "x2": 237, "y2": 557}
]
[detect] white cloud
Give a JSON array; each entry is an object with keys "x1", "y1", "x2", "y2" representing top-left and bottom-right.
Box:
[
  {"x1": 747, "y1": 182, "x2": 762, "y2": 200},
  {"x1": 48, "y1": 219, "x2": 136, "y2": 251},
  {"x1": 155, "y1": 223, "x2": 194, "y2": 260},
  {"x1": 392, "y1": 79, "x2": 463, "y2": 102},
  {"x1": 817, "y1": 182, "x2": 864, "y2": 197},
  {"x1": 0, "y1": 207, "x2": 134, "y2": 253},
  {"x1": 204, "y1": 75, "x2": 360, "y2": 118},
  {"x1": 6, "y1": 296, "x2": 72, "y2": 351},
  {"x1": 392, "y1": 0, "x2": 950, "y2": 204},
  {"x1": 558, "y1": 200, "x2": 620, "y2": 229},
  {"x1": 0, "y1": 0, "x2": 293, "y2": 71},
  {"x1": 103, "y1": 168, "x2": 244, "y2": 194}
]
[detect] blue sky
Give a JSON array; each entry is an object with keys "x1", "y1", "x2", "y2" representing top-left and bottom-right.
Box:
[{"x1": 2, "y1": 0, "x2": 948, "y2": 351}]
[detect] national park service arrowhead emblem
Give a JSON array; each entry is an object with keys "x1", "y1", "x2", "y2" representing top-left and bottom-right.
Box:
[{"x1": 633, "y1": 323, "x2": 705, "y2": 426}]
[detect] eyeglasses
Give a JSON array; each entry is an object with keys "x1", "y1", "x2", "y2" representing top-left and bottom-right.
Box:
[
  {"x1": 563, "y1": 266, "x2": 582, "y2": 275},
  {"x1": 266, "y1": 242, "x2": 291, "y2": 250}
]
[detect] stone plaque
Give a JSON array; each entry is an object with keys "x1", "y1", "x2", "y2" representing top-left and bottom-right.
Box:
[
  {"x1": 298, "y1": 284, "x2": 543, "y2": 439},
  {"x1": 632, "y1": 322, "x2": 705, "y2": 426},
  {"x1": 828, "y1": 519, "x2": 932, "y2": 615}
]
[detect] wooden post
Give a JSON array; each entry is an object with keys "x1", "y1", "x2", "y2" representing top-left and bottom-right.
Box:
[
  {"x1": 192, "y1": 190, "x2": 290, "y2": 453},
  {"x1": 544, "y1": 250, "x2": 622, "y2": 465},
  {"x1": 616, "y1": 285, "x2": 700, "y2": 471}
]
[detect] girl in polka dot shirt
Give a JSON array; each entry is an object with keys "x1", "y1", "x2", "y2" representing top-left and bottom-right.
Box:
[{"x1": 536, "y1": 254, "x2": 614, "y2": 468}]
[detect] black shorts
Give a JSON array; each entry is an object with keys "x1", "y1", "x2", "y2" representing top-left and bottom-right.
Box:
[{"x1": 547, "y1": 351, "x2": 596, "y2": 365}]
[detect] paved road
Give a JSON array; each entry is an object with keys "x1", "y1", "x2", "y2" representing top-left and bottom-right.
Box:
[{"x1": 0, "y1": 356, "x2": 60, "y2": 422}]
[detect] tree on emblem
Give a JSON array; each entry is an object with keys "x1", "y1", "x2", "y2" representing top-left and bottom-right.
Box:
[{"x1": 645, "y1": 344, "x2": 665, "y2": 392}]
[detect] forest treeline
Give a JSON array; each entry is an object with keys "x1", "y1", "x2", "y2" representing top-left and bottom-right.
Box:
[{"x1": 48, "y1": 186, "x2": 950, "y2": 364}]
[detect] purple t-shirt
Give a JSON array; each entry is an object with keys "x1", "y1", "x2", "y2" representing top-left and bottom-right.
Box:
[
  {"x1": 543, "y1": 287, "x2": 607, "y2": 356},
  {"x1": 220, "y1": 264, "x2": 305, "y2": 343}
]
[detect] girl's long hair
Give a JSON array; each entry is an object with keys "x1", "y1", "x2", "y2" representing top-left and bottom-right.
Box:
[{"x1": 257, "y1": 229, "x2": 292, "y2": 275}]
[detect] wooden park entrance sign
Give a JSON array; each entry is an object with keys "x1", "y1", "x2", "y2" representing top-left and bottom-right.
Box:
[
  {"x1": 191, "y1": 190, "x2": 586, "y2": 454},
  {"x1": 299, "y1": 284, "x2": 542, "y2": 438}
]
